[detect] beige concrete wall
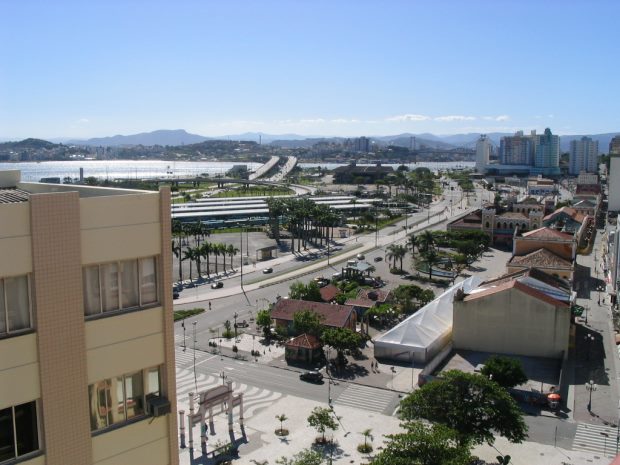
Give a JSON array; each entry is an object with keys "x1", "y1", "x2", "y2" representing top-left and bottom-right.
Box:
[
  {"x1": 80, "y1": 194, "x2": 161, "y2": 264},
  {"x1": 158, "y1": 187, "x2": 179, "y2": 465},
  {"x1": 92, "y1": 417, "x2": 170, "y2": 465},
  {"x1": 0, "y1": 202, "x2": 32, "y2": 276},
  {"x1": 30, "y1": 192, "x2": 93, "y2": 465},
  {"x1": 453, "y1": 287, "x2": 570, "y2": 358},
  {"x1": 0, "y1": 333, "x2": 39, "y2": 408}
]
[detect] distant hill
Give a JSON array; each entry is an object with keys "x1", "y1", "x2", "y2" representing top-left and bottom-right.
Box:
[
  {"x1": 69, "y1": 129, "x2": 210, "y2": 147},
  {"x1": 0, "y1": 138, "x2": 58, "y2": 150}
]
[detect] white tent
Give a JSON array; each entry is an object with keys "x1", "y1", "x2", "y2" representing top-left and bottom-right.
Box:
[{"x1": 373, "y1": 276, "x2": 482, "y2": 363}]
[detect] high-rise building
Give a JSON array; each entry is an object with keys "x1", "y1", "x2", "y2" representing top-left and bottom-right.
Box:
[
  {"x1": 0, "y1": 170, "x2": 178, "y2": 465},
  {"x1": 499, "y1": 131, "x2": 534, "y2": 165},
  {"x1": 610, "y1": 135, "x2": 620, "y2": 155},
  {"x1": 532, "y1": 128, "x2": 560, "y2": 176},
  {"x1": 569, "y1": 136, "x2": 599, "y2": 175},
  {"x1": 609, "y1": 155, "x2": 620, "y2": 211},
  {"x1": 353, "y1": 136, "x2": 371, "y2": 153},
  {"x1": 475, "y1": 135, "x2": 490, "y2": 172}
]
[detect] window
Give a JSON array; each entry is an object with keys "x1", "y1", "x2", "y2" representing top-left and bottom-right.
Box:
[
  {"x1": 0, "y1": 275, "x2": 32, "y2": 337},
  {"x1": 83, "y1": 257, "x2": 158, "y2": 317},
  {"x1": 89, "y1": 367, "x2": 160, "y2": 432},
  {"x1": 0, "y1": 401, "x2": 40, "y2": 462}
]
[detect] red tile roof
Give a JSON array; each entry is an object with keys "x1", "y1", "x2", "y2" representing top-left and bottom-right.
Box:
[
  {"x1": 320, "y1": 284, "x2": 341, "y2": 302},
  {"x1": 463, "y1": 279, "x2": 568, "y2": 308},
  {"x1": 271, "y1": 299, "x2": 354, "y2": 328},
  {"x1": 344, "y1": 298, "x2": 375, "y2": 308},
  {"x1": 521, "y1": 227, "x2": 573, "y2": 241},
  {"x1": 543, "y1": 206, "x2": 586, "y2": 223},
  {"x1": 357, "y1": 288, "x2": 391, "y2": 303},
  {"x1": 508, "y1": 248, "x2": 573, "y2": 270},
  {"x1": 286, "y1": 333, "x2": 321, "y2": 349}
]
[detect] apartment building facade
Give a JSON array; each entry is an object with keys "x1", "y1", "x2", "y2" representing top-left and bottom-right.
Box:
[
  {"x1": 0, "y1": 170, "x2": 178, "y2": 465},
  {"x1": 569, "y1": 136, "x2": 599, "y2": 175}
]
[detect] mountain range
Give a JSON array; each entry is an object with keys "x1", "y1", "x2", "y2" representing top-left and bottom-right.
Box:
[{"x1": 5, "y1": 129, "x2": 620, "y2": 152}]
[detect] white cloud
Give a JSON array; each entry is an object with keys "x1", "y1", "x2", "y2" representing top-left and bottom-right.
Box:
[
  {"x1": 386, "y1": 114, "x2": 431, "y2": 122},
  {"x1": 330, "y1": 118, "x2": 360, "y2": 124},
  {"x1": 495, "y1": 115, "x2": 510, "y2": 121},
  {"x1": 434, "y1": 115, "x2": 476, "y2": 122},
  {"x1": 76, "y1": 118, "x2": 90, "y2": 124}
]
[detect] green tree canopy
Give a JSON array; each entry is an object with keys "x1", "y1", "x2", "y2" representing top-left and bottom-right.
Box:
[
  {"x1": 255, "y1": 309, "x2": 272, "y2": 338},
  {"x1": 289, "y1": 280, "x2": 323, "y2": 302},
  {"x1": 307, "y1": 407, "x2": 339, "y2": 442},
  {"x1": 276, "y1": 448, "x2": 324, "y2": 465},
  {"x1": 399, "y1": 370, "x2": 527, "y2": 446},
  {"x1": 371, "y1": 422, "x2": 472, "y2": 465},
  {"x1": 293, "y1": 309, "x2": 324, "y2": 337},
  {"x1": 480, "y1": 355, "x2": 528, "y2": 389},
  {"x1": 321, "y1": 327, "x2": 362, "y2": 362}
]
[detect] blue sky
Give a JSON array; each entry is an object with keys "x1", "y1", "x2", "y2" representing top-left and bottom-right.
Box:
[{"x1": 1, "y1": 0, "x2": 618, "y2": 140}]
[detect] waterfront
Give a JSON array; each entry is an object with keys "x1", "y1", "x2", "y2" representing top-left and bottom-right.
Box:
[
  {"x1": 0, "y1": 159, "x2": 474, "y2": 183},
  {"x1": 0, "y1": 160, "x2": 262, "y2": 182}
]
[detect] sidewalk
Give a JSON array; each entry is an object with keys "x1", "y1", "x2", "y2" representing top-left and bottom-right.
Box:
[{"x1": 572, "y1": 232, "x2": 620, "y2": 427}]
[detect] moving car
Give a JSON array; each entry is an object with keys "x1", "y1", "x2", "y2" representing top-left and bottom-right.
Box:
[
  {"x1": 211, "y1": 281, "x2": 223, "y2": 289},
  {"x1": 235, "y1": 320, "x2": 249, "y2": 328},
  {"x1": 263, "y1": 267, "x2": 273, "y2": 274},
  {"x1": 299, "y1": 371, "x2": 324, "y2": 383},
  {"x1": 373, "y1": 256, "x2": 383, "y2": 262}
]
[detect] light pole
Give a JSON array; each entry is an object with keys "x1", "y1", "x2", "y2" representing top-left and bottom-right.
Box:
[
  {"x1": 585, "y1": 334, "x2": 594, "y2": 361},
  {"x1": 240, "y1": 224, "x2": 244, "y2": 291},
  {"x1": 586, "y1": 379, "x2": 597, "y2": 411},
  {"x1": 182, "y1": 318, "x2": 187, "y2": 351},
  {"x1": 233, "y1": 312, "x2": 238, "y2": 339},
  {"x1": 220, "y1": 371, "x2": 227, "y2": 385}
]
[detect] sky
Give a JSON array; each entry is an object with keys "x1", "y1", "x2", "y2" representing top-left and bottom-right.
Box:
[{"x1": 1, "y1": 0, "x2": 619, "y2": 140}]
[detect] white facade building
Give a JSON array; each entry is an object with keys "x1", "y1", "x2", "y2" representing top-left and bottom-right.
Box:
[
  {"x1": 476, "y1": 135, "x2": 490, "y2": 173},
  {"x1": 569, "y1": 136, "x2": 599, "y2": 175},
  {"x1": 609, "y1": 155, "x2": 620, "y2": 212}
]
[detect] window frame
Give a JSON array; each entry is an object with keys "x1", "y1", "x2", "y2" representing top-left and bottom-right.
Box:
[
  {"x1": 0, "y1": 400, "x2": 41, "y2": 464},
  {"x1": 0, "y1": 274, "x2": 33, "y2": 339},
  {"x1": 84, "y1": 256, "x2": 159, "y2": 319},
  {"x1": 89, "y1": 366, "x2": 162, "y2": 435}
]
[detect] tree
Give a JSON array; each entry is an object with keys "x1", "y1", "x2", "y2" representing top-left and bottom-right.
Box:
[
  {"x1": 371, "y1": 422, "x2": 472, "y2": 465},
  {"x1": 418, "y1": 230, "x2": 436, "y2": 254},
  {"x1": 419, "y1": 249, "x2": 440, "y2": 279},
  {"x1": 182, "y1": 248, "x2": 195, "y2": 282},
  {"x1": 276, "y1": 448, "x2": 324, "y2": 465},
  {"x1": 399, "y1": 370, "x2": 527, "y2": 446},
  {"x1": 293, "y1": 309, "x2": 323, "y2": 337},
  {"x1": 289, "y1": 281, "x2": 323, "y2": 302},
  {"x1": 407, "y1": 233, "x2": 418, "y2": 257},
  {"x1": 386, "y1": 244, "x2": 407, "y2": 271},
  {"x1": 275, "y1": 413, "x2": 288, "y2": 435},
  {"x1": 358, "y1": 428, "x2": 374, "y2": 453},
  {"x1": 256, "y1": 309, "x2": 272, "y2": 339},
  {"x1": 307, "y1": 407, "x2": 338, "y2": 442},
  {"x1": 321, "y1": 327, "x2": 362, "y2": 365},
  {"x1": 480, "y1": 355, "x2": 528, "y2": 389}
]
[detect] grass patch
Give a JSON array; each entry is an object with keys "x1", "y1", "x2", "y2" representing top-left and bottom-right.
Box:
[
  {"x1": 173, "y1": 308, "x2": 205, "y2": 321},
  {"x1": 213, "y1": 186, "x2": 294, "y2": 197}
]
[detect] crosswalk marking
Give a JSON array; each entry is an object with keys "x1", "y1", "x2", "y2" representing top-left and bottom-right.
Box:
[
  {"x1": 332, "y1": 384, "x2": 396, "y2": 414},
  {"x1": 573, "y1": 423, "x2": 619, "y2": 456},
  {"x1": 175, "y1": 367, "x2": 283, "y2": 420}
]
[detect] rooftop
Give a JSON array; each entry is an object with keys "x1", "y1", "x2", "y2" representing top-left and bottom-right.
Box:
[
  {"x1": 463, "y1": 278, "x2": 569, "y2": 308},
  {"x1": 480, "y1": 267, "x2": 572, "y2": 294},
  {"x1": 521, "y1": 227, "x2": 574, "y2": 241},
  {"x1": 543, "y1": 206, "x2": 586, "y2": 223},
  {"x1": 285, "y1": 333, "x2": 321, "y2": 350},
  {"x1": 271, "y1": 299, "x2": 354, "y2": 328},
  {"x1": 498, "y1": 211, "x2": 528, "y2": 220},
  {"x1": 0, "y1": 188, "x2": 30, "y2": 203},
  {"x1": 508, "y1": 248, "x2": 573, "y2": 270},
  {"x1": 319, "y1": 284, "x2": 341, "y2": 302}
]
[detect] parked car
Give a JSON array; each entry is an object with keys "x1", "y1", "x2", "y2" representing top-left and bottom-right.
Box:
[
  {"x1": 299, "y1": 371, "x2": 324, "y2": 383},
  {"x1": 235, "y1": 320, "x2": 249, "y2": 328},
  {"x1": 373, "y1": 256, "x2": 383, "y2": 262},
  {"x1": 263, "y1": 267, "x2": 273, "y2": 274},
  {"x1": 211, "y1": 281, "x2": 223, "y2": 289}
]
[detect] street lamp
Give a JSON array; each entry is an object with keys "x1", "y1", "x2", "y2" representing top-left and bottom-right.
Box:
[
  {"x1": 586, "y1": 379, "x2": 597, "y2": 411},
  {"x1": 233, "y1": 312, "x2": 238, "y2": 339},
  {"x1": 220, "y1": 371, "x2": 228, "y2": 385},
  {"x1": 585, "y1": 334, "x2": 595, "y2": 361}
]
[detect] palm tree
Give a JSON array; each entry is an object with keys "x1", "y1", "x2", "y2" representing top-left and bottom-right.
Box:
[
  {"x1": 192, "y1": 245, "x2": 203, "y2": 280},
  {"x1": 275, "y1": 414, "x2": 288, "y2": 435},
  {"x1": 182, "y1": 248, "x2": 195, "y2": 282},
  {"x1": 172, "y1": 239, "x2": 183, "y2": 283},
  {"x1": 420, "y1": 249, "x2": 440, "y2": 279},
  {"x1": 418, "y1": 230, "x2": 436, "y2": 254},
  {"x1": 201, "y1": 242, "x2": 212, "y2": 277},
  {"x1": 386, "y1": 244, "x2": 400, "y2": 270},
  {"x1": 407, "y1": 233, "x2": 418, "y2": 258},
  {"x1": 227, "y1": 244, "x2": 239, "y2": 271},
  {"x1": 386, "y1": 244, "x2": 407, "y2": 271},
  {"x1": 361, "y1": 428, "x2": 373, "y2": 450},
  {"x1": 213, "y1": 243, "x2": 225, "y2": 274},
  {"x1": 266, "y1": 197, "x2": 286, "y2": 243}
]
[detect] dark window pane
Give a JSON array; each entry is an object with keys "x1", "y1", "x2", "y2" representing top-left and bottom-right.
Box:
[
  {"x1": 14, "y1": 401, "x2": 38, "y2": 456},
  {"x1": 125, "y1": 372, "x2": 144, "y2": 419},
  {"x1": 0, "y1": 407, "x2": 15, "y2": 461}
]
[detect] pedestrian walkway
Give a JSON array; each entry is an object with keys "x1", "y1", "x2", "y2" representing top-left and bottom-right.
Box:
[
  {"x1": 175, "y1": 347, "x2": 212, "y2": 368},
  {"x1": 176, "y1": 367, "x2": 284, "y2": 421},
  {"x1": 332, "y1": 383, "x2": 397, "y2": 414},
  {"x1": 573, "y1": 422, "x2": 619, "y2": 457}
]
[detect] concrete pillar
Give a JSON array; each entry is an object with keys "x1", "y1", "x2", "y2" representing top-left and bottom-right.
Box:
[
  {"x1": 188, "y1": 392, "x2": 194, "y2": 450},
  {"x1": 227, "y1": 381, "x2": 234, "y2": 432},
  {"x1": 239, "y1": 394, "x2": 244, "y2": 427},
  {"x1": 179, "y1": 410, "x2": 186, "y2": 449}
]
